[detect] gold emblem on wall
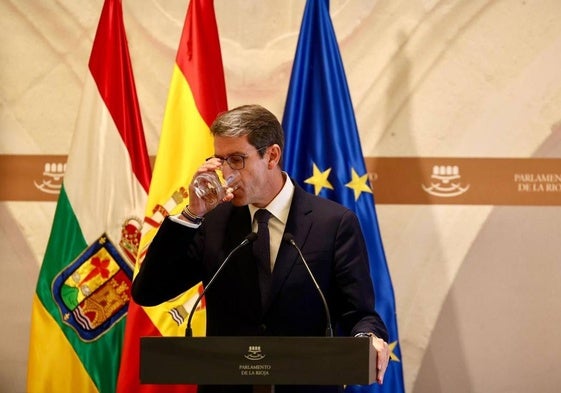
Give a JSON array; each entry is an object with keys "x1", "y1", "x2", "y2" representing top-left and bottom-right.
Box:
[
  {"x1": 34, "y1": 161, "x2": 66, "y2": 194},
  {"x1": 422, "y1": 165, "x2": 470, "y2": 197}
]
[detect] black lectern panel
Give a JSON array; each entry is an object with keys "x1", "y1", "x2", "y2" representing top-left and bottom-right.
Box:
[{"x1": 140, "y1": 336, "x2": 376, "y2": 385}]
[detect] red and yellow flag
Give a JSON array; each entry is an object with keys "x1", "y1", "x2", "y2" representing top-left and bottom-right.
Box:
[
  {"x1": 27, "y1": 1, "x2": 151, "y2": 392},
  {"x1": 116, "y1": 0, "x2": 227, "y2": 391}
]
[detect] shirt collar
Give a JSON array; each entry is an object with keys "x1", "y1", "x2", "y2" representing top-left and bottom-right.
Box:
[{"x1": 249, "y1": 172, "x2": 294, "y2": 224}]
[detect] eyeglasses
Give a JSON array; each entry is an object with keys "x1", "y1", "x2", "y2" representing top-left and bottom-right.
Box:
[{"x1": 207, "y1": 146, "x2": 268, "y2": 170}]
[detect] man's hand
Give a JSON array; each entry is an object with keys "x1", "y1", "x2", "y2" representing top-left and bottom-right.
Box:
[
  {"x1": 372, "y1": 336, "x2": 390, "y2": 384},
  {"x1": 188, "y1": 157, "x2": 227, "y2": 215}
]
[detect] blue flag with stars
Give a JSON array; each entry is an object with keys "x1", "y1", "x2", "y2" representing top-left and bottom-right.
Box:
[{"x1": 282, "y1": 1, "x2": 405, "y2": 392}]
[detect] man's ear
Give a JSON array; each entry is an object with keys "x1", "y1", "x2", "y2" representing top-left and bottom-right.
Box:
[{"x1": 267, "y1": 144, "x2": 282, "y2": 169}]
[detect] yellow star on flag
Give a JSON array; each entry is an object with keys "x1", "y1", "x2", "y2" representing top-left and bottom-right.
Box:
[
  {"x1": 389, "y1": 340, "x2": 400, "y2": 362},
  {"x1": 345, "y1": 168, "x2": 372, "y2": 200},
  {"x1": 305, "y1": 162, "x2": 334, "y2": 195}
]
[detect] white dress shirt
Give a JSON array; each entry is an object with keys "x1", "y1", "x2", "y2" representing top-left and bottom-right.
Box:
[{"x1": 248, "y1": 174, "x2": 294, "y2": 272}]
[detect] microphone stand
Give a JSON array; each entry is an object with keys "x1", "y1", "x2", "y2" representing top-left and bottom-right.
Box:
[
  {"x1": 284, "y1": 233, "x2": 333, "y2": 337},
  {"x1": 185, "y1": 232, "x2": 258, "y2": 337}
]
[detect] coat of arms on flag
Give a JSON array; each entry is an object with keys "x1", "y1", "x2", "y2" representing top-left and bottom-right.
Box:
[{"x1": 52, "y1": 233, "x2": 133, "y2": 341}]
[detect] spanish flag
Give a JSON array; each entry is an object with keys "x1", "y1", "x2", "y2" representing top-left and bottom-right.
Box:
[
  {"x1": 116, "y1": 0, "x2": 227, "y2": 391},
  {"x1": 26, "y1": 0, "x2": 151, "y2": 392}
]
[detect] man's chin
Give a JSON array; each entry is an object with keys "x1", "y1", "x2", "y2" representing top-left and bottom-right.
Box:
[{"x1": 230, "y1": 196, "x2": 246, "y2": 207}]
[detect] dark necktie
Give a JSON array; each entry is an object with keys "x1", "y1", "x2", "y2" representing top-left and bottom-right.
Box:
[{"x1": 253, "y1": 209, "x2": 272, "y2": 308}]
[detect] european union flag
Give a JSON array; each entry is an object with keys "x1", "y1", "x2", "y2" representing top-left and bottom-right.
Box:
[{"x1": 282, "y1": 1, "x2": 405, "y2": 392}]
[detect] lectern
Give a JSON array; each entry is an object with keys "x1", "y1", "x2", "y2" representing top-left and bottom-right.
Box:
[{"x1": 140, "y1": 336, "x2": 376, "y2": 386}]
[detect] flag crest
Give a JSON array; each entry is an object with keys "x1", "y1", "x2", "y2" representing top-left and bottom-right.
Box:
[{"x1": 52, "y1": 233, "x2": 133, "y2": 341}]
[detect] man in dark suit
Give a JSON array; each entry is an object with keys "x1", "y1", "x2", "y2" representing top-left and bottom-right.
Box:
[{"x1": 132, "y1": 104, "x2": 390, "y2": 393}]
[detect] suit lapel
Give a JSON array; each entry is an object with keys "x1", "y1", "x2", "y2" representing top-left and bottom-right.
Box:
[
  {"x1": 265, "y1": 185, "x2": 313, "y2": 311},
  {"x1": 224, "y1": 206, "x2": 252, "y2": 249}
]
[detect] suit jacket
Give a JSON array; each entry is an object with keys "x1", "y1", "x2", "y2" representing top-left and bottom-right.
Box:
[{"x1": 132, "y1": 183, "x2": 387, "y2": 392}]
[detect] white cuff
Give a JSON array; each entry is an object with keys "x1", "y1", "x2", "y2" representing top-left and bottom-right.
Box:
[{"x1": 169, "y1": 214, "x2": 201, "y2": 228}]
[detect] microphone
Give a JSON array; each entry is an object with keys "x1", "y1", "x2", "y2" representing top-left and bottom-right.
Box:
[
  {"x1": 185, "y1": 232, "x2": 258, "y2": 337},
  {"x1": 283, "y1": 233, "x2": 333, "y2": 337}
]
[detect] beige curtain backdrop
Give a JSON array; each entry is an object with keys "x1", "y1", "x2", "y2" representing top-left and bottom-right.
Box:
[{"x1": 1, "y1": 1, "x2": 560, "y2": 392}]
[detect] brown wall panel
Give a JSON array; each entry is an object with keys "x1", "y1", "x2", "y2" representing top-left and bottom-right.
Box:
[
  {"x1": 2, "y1": 155, "x2": 559, "y2": 205},
  {"x1": 366, "y1": 157, "x2": 561, "y2": 205}
]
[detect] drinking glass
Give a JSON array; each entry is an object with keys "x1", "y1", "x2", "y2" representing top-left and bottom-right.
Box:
[{"x1": 192, "y1": 170, "x2": 240, "y2": 207}]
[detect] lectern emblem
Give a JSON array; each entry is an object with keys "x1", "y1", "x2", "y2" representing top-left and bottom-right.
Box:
[{"x1": 244, "y1": 345, "x2": 266, "y2": 361}]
